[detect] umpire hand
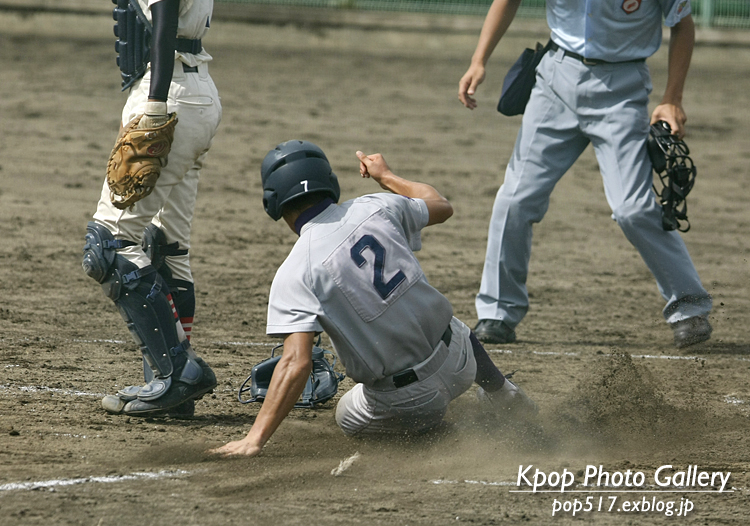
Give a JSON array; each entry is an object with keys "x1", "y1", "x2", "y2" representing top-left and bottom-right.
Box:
[
  {"x1": 650, "y1": 102, "x2": 688, "y2": 139},
  {"x1": 458, "y1": 63, "x2": 486, "y2": 109}
]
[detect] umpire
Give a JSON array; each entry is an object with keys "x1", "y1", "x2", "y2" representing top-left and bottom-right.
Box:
[
  {"x1": 211, "y1": 141, "x2": 537, "y2": 456},
  {"x1": 458, "y1": 0, "x2": 712, "y2": 348}
]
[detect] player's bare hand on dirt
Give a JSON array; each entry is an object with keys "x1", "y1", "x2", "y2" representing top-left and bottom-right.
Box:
[
  {"x1": 208, "y1": 439, "x2": 262, "y2": 457},
  {"x1": 651, "y1": 103, "x2": 687, "y2": 139},
  {"x1": 356, "y1": 151, "x2": 395, "y2": 190},
  {"x1": 458, "y1": 63, "x2": 486, "y2": 109}
]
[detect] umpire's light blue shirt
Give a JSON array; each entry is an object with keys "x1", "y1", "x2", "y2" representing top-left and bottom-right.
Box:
[{"x1": 547, "y1": 0, "x2": 692, "y2": 62}]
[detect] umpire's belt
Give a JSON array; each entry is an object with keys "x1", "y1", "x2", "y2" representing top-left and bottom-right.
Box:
[
  {"x1": 372, "y1": 324, "x2": 452, "y2": 391},
  {"x1": 550, "y1": 41, "x2": 645, "y2": 66}
]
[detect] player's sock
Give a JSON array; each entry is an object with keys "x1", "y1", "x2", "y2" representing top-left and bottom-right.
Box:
[
  {"x1": 470, "y1": 332, "x2": 506, "y2": 393},
  {"x1": 168, "y1": 279, "x2": 195, "y2": 341}
]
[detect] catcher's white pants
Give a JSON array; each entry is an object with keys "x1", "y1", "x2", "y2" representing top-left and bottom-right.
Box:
[
  {"x1": 335, "y1": 317, "x2": 477, "y2": 436},
  {"x1": 93, "y1": 60, "x2": 222, "y2": 282}
]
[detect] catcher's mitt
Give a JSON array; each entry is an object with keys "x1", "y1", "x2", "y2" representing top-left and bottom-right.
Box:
[
  {"x1": 647, "y1": 121, "x2": 697, "y2": 232},
  {"x1": 239, "y1": 338, "x2": 345, "y2": 408},
  {"x1": 106, "y1": 113, "x2": 178, "y2": 210}
]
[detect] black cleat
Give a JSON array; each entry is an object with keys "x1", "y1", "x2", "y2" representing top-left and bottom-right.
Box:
[
  {"x1": 474, "y1": 319, "x2": 517, "y2": 344},
  {"x1": 671, "y1": 315, "x2": 712, "y2": 349}
]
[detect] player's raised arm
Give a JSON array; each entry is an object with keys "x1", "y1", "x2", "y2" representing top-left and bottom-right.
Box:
[
  {"x1": 356, "y1": 151, "x2": 453, "y2": 226},
  {"x1": 209, "y1": 332, "x2": 314, "y2": 457}
]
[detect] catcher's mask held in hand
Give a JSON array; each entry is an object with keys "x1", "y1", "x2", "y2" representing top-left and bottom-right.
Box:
[
  {"x1": 647, "y1": 121, "x2": 697, "y2": 232},
  {"x1": 107, "y1": 113, "x2": 178, "y2": 210},
  {"x1": 238, "y1": 336, "x2": 345, "y2": 408}
]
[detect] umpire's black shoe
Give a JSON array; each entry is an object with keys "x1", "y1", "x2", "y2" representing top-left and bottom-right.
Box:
[
  {"x1": 671, "y1": 315, "x2": 712, "y2": 349},
  {"x1": 474, "y1": 319, "x2": 517, "y2": 344}
]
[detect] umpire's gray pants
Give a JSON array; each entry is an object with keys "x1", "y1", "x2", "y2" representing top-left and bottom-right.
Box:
[
  {"x1": 476, "y1": 46, "x2": 712, "y2": 327},
  {"x1": 335, "y1": 317, "x2": 477, "y2": 436}
]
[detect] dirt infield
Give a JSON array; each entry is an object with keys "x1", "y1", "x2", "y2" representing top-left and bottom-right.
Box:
[{"x1": 1, "y1": 9, "x2": 749, "y2": 525}]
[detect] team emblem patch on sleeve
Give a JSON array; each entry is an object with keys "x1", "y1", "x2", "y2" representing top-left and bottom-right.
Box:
[{"x1": 621, "y1": 0, "x2": 642, "y2": 14}]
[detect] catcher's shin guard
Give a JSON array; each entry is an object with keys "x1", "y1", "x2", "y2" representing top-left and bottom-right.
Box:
[
  {"x1": 104, "y1": 258, "x2": 215, "y2": 415},
  {"x1": 83, "y1": 223, "x2": 215, "y2": 415}
]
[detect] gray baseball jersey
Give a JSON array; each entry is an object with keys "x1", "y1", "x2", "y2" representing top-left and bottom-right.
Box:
[{"x1": 267, "y1": 193, "x2": 454, "y2": 386}]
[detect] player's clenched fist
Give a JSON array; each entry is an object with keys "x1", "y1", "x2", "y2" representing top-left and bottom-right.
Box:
[{"x1": 355, "y1": 151, "x2": 394, "y2": 189}]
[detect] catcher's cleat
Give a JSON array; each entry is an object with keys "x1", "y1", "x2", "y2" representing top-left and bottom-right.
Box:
[
  {"x1": 102, "y1": 358, "x2": 216, "y2": 417},
  {"x1": 165, "y1": 399, "x2": 195, "y2": 418},
  {"x1": 474, "y1": 319, "x2": 517, "y2": 344},
  {"x1": 671, "y1": 315, "x2": 712, "y2": 349},
  {"x1": 477, "y1": 377, "x2": 538, "y2": 418},
  {"x1": 102, "y1": 398, "x2": 196, "y2": 418}
]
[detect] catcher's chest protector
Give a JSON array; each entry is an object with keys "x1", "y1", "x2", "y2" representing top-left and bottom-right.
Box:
[{"x1": 113, "y1": 0, "x2": 152, "y2": 91}]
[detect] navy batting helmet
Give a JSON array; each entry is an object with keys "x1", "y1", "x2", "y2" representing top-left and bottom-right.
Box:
[{"x1": 261, "y1": 140, "x2": 340, "y2": 221}]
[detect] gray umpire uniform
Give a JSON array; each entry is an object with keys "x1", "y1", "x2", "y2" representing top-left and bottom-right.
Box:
[
  {"x1": 267, "y1": 194, "x2": 477, "y2": 435},
  {"x1": 476, "y1": 0, "x2": 711, "y2": 329}
]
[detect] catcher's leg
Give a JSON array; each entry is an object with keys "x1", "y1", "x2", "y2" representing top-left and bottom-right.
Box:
[
  {"x1": 83, "y1": 221, "x2": 216, "y2": 416},
  {"x1": 140, "y1": 223, "x2": 197, "y2": 416},
  {"x1": 142, "y1": 223, "x2": 195, "y2": 341}
]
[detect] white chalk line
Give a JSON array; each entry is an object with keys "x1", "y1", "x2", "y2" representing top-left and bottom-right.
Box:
[
  {"x1": 3, "y1": 336, "x2": 740, "y2": 362},
  {"x1": 1, "y1": 337, "x2": 276, "y2": 348},
  {"x1": 724, "y1": 395, "x2": 747, "y2": 408},
  {"x1": 73, "y1": 338, "x2": 277, "y2": 348},
  {"x1": 0, "y1": 384, "x2": 106, "y2": 398},
  {"x1": 0, "y1": 383, "x2": 238, "y2": 398},
  {"x1": 487, "y1": 349, "x2": 706, "y2": 361},
  {"x1": 3, "y1": 339, "x2": 747, "y2": 406},
  {"x1": 631, "y1": 354, "x2": 701, "y2": 361},
  {"x1": 0, "y1": 469, "x2": 189, "y2": 493},
  {"x1": 52, "y1": 433, "x2": 101, "y2": 439}
]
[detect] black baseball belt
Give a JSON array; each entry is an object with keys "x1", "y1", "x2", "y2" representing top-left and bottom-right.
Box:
[
  {"x1": 549, "y1": 41, "x2": 645, "y2": 66},
  {"x1": 177, "y1": 38, "x2": 202, "y2": 73},
  {"x1": 176, "y1": 38, "x2": 202, "y2": 55},
  {"x1": 374, "y1": 324, "x2": 453, "y2": 391}
]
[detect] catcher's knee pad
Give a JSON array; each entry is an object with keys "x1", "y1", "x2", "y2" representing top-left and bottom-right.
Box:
[
  {"x1": 82, "y1": 221, "x2": 138, "y2": 284},
  {"x1": 141, "y1": 224, "x2": 189, "y2": 281}
]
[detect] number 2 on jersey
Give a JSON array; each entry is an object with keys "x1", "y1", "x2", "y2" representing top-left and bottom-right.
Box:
[{"x1": 350, "y1": 234, "x2": 406, "y2": 300}]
